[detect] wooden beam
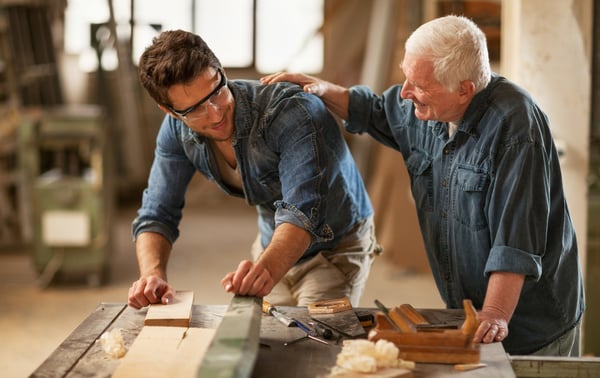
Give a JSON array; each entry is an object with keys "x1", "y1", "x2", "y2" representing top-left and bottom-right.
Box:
[
  {"x1": 197, "y1": 296, "x2": 262, "y2": 378},
  {"x1": 510, "y1": 355, "x2": 600, "y2": 377}
]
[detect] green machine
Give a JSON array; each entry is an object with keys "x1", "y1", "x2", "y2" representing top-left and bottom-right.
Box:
[{"x1": 19, "y1": 105, "x2": 114, "y2": 286}]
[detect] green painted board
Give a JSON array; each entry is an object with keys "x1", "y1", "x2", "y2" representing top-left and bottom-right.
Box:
[{"x1": 197, "y1": 296, "x2": 262, "y2": 378}]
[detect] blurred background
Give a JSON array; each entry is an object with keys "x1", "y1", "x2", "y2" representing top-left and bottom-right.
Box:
[{"x1": 0, "y1": 0, "x2": 598, "y2": 376}]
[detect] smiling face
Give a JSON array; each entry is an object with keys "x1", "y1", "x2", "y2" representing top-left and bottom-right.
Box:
[
  {"x1": 164, "y1": 67, "x2": 235, "y2": 142},
  {"x1": 400, "y1": 53, "x2": 473, "y2": 123}
]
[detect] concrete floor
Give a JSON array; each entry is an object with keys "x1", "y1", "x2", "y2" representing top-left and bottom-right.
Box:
[{"x1": 0, "y1": 194, "x2": 443, "y2": 377}]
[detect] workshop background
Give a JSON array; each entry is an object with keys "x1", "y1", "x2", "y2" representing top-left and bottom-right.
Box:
[{"x1": 0, "y1": 0, "x2": 597, "y2": 376}]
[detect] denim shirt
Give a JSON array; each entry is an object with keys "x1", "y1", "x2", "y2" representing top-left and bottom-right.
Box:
[
  {"x1": 345, "y1": 74, "x2": 584, "y2": 355},
  {"x1": 133, "y1": 80, "x2": 372, "y2": 262}
]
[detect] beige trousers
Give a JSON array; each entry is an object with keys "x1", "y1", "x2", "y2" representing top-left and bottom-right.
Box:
[{"x1": 251, "y1": 216, "x2": 378, "y2": 307}]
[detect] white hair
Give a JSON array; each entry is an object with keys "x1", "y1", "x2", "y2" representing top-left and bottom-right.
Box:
[{"x1": 405, "y1": 15, "x2": 491, "y2": 93}]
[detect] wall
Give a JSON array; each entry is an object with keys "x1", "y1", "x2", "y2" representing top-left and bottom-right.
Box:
[
  {"x1": 501, "y1": 0, "x2": 593, "y2": 353},
  {"x1": 501, "y1": 0, "x2": 591, "y2": 269}
]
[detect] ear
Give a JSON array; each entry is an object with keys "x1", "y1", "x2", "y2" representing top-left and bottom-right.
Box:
[
  {"x1": 458, "y1": 80, "x2": 475, "y2": 104},
  {"x1": 158, "y1": 104, "x2": 176, "y2": 118}
]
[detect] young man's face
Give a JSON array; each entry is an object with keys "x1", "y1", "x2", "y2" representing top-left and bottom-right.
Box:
[
  {"x1": 399, "y1": 54, "x2": 468, "y2": 123},
  {"x1": 165, "y1": 67, "x2": 235, "y2": 142}
]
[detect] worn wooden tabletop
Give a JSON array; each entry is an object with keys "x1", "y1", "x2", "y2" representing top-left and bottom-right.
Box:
[{"x1": 31, "y1": 303, "x2": 516, "y2": 378}]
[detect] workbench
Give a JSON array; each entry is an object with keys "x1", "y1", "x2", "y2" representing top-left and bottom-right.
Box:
[{"x1": 31, "y1": 303, "x2": 516, "y2": 377}]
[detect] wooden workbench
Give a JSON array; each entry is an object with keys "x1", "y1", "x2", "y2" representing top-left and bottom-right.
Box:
[{"x1": 31, "y1": 303, "x2": 516, "y2": 377}]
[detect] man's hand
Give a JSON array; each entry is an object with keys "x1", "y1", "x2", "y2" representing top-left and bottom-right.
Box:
[
  {"x1": 473, "y1": 271, "x2": 525, "y2": 344},
  {"x1": 221, "y1": 260, "x2": 275, "y2": 297},
  {"x1": 260, "y1": 72, "x2": 324, "y2": 95},
  {"x1": 474, "y1": 310, "x2": 509, "y2": 343},
  {"x1": 261, "y1": 72, "x2": 350, "y2": 120},
  {"x1": 128, "y1": 275, "x2": 175, "y2": 309}
]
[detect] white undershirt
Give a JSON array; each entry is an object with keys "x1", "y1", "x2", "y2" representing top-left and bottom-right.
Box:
[
  {"x1": 210, "y1": 143, "x2": 243, "y2": 191},
  {"x1": 449, "y1": 121, "x2": 460, "y2": 137}
]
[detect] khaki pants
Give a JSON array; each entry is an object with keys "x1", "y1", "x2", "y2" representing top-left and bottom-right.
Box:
[
  {"x1": 251, "y1": 216, "x2": 378, "y2": 307},
  {"x1": 529, "y1": 323, "x2": 581, "y2": 357}
]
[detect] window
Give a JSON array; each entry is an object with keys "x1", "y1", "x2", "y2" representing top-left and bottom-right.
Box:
[{"x1": 64, "y1": 0, "x2": 323, "y2": 73}]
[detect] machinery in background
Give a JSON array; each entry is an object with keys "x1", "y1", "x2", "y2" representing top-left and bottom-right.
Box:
[{"x1": 18, "y1": 105, "x2": 114, "y2": 286}]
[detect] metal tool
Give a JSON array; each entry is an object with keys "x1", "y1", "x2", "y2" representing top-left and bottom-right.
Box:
[
  {"x1": 309, "y1": 321, "x2": 333, "y2": 339},
  {"x1": 284, "y1": 318, "x2": 331, "y2": 346},
  {"x1": 262, "y1": 299, "x2": 295, "y2": 327}
]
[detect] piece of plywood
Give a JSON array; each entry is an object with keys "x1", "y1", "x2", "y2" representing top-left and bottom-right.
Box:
[
  {"x1": 144, "y1": 290, "x2": 194, "y2": 327},
  {"x1": 112, "y1": 326, "x2": 216, "y2": 378}
]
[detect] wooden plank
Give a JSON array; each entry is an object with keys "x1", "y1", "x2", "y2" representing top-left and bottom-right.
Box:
[
  {"x1": 30, "y1": 303, "x2": 126, "y2": 378},
  {"x1": 510, "y1": 355, "x2": 600, "y2": 377},
  {"x1": 415, "y1": 343, "x2": 515, "y2": 378},
  {"x1": 198, "y1": 296, "x2": 262, "y2": 378},
  {"x1": 330, "y1": 367, "x2": 413, "y2": 377},
  {"x1": 112, "y1": 326, "x2": 216, "y2": 378},
  {"x1": 144, "y1": 290, "x2": 194, "y2": 327},
  {"x1": 67, "y1": 305, "x2": 147, "y2": 377}
]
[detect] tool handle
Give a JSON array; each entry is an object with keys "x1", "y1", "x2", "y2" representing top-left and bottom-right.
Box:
[
  {"x1": 292, "y1": 318, "x2": 313, "y2": 334},
  {"x1": 314, "y1": 322, "x2": 333, "y2": 339},
  {"x1": 261, "y1": 299, "x2": 272, "y2": 314}
]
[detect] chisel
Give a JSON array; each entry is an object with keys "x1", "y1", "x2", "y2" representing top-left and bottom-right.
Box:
[{"x1": 262, "y1": 299, "x2": 295, "y2": 327}]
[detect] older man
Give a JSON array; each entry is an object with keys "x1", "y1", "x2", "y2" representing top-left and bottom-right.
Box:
[{"x1": 262, "y1": 15, "x2": 585, "y2": 356}]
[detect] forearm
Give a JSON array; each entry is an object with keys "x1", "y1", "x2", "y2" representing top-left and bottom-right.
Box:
[
  {"x1": 316, "y1": 83, "x2": 350, "y2": 120},
  {"x1": 471, "y1": 271, "x2": 525, "y2": 343},
  {"x1": 257, "y1": 222, "x2": 311, "y2": 283},
  {"x1": 135, "y1": 231, "x2": 172, "y2": 280},
  {"x1": 482, "y1": 271, "x2": 525, "y2": 321}
]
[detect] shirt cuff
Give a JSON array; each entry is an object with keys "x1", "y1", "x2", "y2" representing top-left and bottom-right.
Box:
[
  {"x1": 132, "y1": 218, "x2": 178, "y2": 245},
  {"x1": 485, "y1": 245, "x2": 542, "y2": 280},
  {"x1": 273, "y1": 200, "x2": 333, "y2": 243}
]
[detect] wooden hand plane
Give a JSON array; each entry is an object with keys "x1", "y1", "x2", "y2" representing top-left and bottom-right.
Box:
[{"x1": 368, "y1": 299, "x2": 481, "y2": 364}]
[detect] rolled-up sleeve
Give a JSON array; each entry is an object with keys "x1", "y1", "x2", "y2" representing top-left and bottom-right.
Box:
[
  {"x1": 485, "y1": 245, "x2": 542, "y2": 280},
  {"x1": 132, "y1": 116, "x2": 195, "y2": 244}
]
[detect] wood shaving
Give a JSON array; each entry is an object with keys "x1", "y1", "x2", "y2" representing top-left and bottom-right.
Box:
[{"x1": 99, "y1": 328, "x2": 127, "y2": 358}]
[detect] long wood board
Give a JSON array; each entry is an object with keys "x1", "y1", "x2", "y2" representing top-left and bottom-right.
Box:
[
  {"x1": 198, "y1": 295, "x2": 262, "y2": 377},
  {"x1": 112, "y1": 326, "x2": 216, "y2": 378}
]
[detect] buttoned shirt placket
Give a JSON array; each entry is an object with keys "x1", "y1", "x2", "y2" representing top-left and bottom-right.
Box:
[{"x1": 434, "y1": 122, "x2": 458, "y2": 306}]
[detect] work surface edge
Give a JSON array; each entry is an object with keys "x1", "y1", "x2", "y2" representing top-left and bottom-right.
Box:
[{"x1": 30, "y1": 303, "x2": 521, "y2": 378}]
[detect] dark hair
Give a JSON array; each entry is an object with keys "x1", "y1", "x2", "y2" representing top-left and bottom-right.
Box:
[{"x1": 138, "y1": 30, "x2": 222, "y2": 106}]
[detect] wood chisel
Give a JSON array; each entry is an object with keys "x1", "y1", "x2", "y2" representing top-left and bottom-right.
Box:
[{"x1": 262, "y1": 299, "x2": 295, "y2": 327}]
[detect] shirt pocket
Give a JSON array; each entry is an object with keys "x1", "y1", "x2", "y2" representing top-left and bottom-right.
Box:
[
  {"x1": 452, "y1": 166, "x2": 488, "y2": 230},
  {"x1": 405, "y1": 151, "x2": 433, "y2": 212}
]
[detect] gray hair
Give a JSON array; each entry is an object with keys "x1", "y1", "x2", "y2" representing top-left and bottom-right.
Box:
[{"x1": 405, "y1": 15, "x2": 491, "y2": 93}]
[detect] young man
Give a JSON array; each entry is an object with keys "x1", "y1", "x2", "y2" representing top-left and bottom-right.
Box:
[
  {"x1": 128, "y1": 30, "x2": 376, "y2": 309},
  {"x1": 262, "y1": 15, "x2": 585, "y2": 356}
]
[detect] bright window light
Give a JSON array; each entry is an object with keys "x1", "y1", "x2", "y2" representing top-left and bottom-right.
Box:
[
  {"x1": 256, "y1": 0, "x2": 323, "y2": 73},
  {"x1": 64, "y1": 0, "x2": 323, "y2": 73}
]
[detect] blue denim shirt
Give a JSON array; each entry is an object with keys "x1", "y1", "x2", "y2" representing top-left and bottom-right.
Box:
[
  {"x1": 345, "y1": 74, "x2": 584, "y2": 355},
  {"x1": 133, "y1": 80, "x2": 372, "y2": 262}
]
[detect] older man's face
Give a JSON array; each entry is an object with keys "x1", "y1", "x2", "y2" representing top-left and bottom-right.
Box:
[{"x1": 400, "y1": 54, "x2": 467, "y2": 123}]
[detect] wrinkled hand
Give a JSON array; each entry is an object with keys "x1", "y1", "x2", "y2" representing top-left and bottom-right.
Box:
[
  {"x1": 221, "y1": 260, "x2": 274, "y2": 297},
  {"x1": 260, "y1": 72, "x2": 326, "y2": 96},
  {"x1": 128, "y1": 276, "x2": 175, "y2": 309},
  {"x1": 474, "y1": 310, "x2": 509, "y2": 343}
]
